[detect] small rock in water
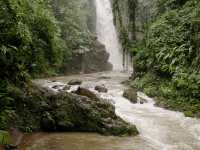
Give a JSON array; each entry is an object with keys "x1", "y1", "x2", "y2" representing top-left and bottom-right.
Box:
[
  {"x1": 5, "y1": 144, "x2": 18, "y2": 150},
  {"x1": 68, "y1": 79, "x2": 82, "y2": 85},
  {"x1": 74, "y1": 87, "x2": 99, "y2": 100},
  {"x1": 138, "y1": 97, "x2": 148, "y2": 104},
  {"x1": 123, "y1": 88, "x2": 138, "y2": 103},
  {"x1": 63, "y1": 85, "x2": 71, "y2": 91},
  {"x1": 98, "y1": 76, "x2": 111, "y2": 80},
  {"x1": 121, "y1": 80, "x2": 130, "y2": 85},
  {"x1": 52, "y1": 85, "x2": 63, "y2": 89},
  {"x1": 95, "y1": 85, "x2": 108, "y2": 93}
]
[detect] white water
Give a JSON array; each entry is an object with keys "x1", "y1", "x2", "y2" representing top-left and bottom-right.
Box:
[
  {"x1": 95, "y1": 0, "x2": 123, "y2": 70},
  {"x1": 35, "y1": 71, "x2": 200, "y2": 150},
  {"x1": 88, "y1": 72, "x2": 200, "y2": 150}
]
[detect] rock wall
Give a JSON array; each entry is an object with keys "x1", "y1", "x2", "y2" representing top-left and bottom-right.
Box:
[
  {"x1": 59, "y1": 0, "x2": 112, "y2": 74},
  {"x1": 62, "y1": 39, "x2": 113, "y2": 74},
  {"x1": 112, "y1": 0, "x2": 157, "y2": 43}
]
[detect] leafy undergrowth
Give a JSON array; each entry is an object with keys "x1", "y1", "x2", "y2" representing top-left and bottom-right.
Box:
[
  {"x1": 131, "y1": 72, "x2": 200, "y2": 118},
  {"x1": 128, "y1": 0, "x2": 200, "y2": 118},
  {"x1": 0, "y1": 130, "x2": 10, "y2": 145}
]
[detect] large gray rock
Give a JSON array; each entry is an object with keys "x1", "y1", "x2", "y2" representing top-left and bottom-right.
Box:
[
  {"x1": 123, "y1": 88, "x2": 138, "y2": 103},
  {"x1": 50, "y1": 92, "x2": 138, "y2": 136},
  {"x1": 68, "y1": 79, "x2": 82, "y2": 85},
  {"x1": 63, "y1": 39, "x2": 113, "y2": 74},
  {"x1": 95, "y1": 85, "x2": 108, "y2": 93},
  {"x1": 12, "y1": 85, "x2": 139, "y2": 136},
  {"x1": 73, "y1": 87, "x2": 99, "y2": 100}
]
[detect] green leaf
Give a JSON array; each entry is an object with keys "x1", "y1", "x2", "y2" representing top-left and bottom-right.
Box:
[{"x1": 0, "y1": 130, "x2": 11, "y2": 145}]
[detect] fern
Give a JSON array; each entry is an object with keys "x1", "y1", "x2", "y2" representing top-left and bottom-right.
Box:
[{"x1": 0, "y1": 130, "x2": 11, "y2": 145}]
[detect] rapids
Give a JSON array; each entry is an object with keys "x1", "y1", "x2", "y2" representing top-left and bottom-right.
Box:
[{"x1": 25, "y1": 71, "x2": 200, "y2": 150}]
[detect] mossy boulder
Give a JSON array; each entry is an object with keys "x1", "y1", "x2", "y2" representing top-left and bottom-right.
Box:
[
  {"x1": 95, "y1": 85, "x2": 108, "y2": 93},
  {"x1": 73, "y1": 87, "x2": 99, "y2": 100},
  {"x1": 68, "y1": 79, "x2": 82, "y2": 85},
  {"x1": 8, "y1": 84, "x2": 139, "y2": 136},
  {"x1": 123, "y1": 88, "x2": 138, "y2": 103},
  {"x1": 45, "y1": 91, "x2": 138, "y2": 136}
]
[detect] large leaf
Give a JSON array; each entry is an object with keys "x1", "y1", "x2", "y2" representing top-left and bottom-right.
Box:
[{"x1": 0, "y1": 130, "x2": 11, "y2": 145}]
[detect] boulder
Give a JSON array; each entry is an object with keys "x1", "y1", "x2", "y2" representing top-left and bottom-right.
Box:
[
  {"x1": 138, "y1": 98, "x2": 147, "y2": 104},
  {"x1": 121, "y1": 80, "x2": 130, "y2": 85},
  {"x1": 58, "y1": 85, "x2": 71, "y2": 92},
  {"x1": 98, "y1": 76, "x2": 111, "y2": 80},
  {"x1": 74, "y1": 87, "x2": 99, "y2": 100},
  {"x1": 5, "y1": 144, "x2": 18, "y2": 150},
  {"x1": 52, "y1": 85, "x2": 64, "y2": 90},
  {"x1": 68, "y1": 79, "x2": 82, "y2": 85},
  {"x1": 63, "y1": 85, "x2": 71, "y2": 91},
  {"x1": 50, "y1": 92, "x2": 139, "y2": 136},
  {"x1": 11, "y1": 85, "x2": 139, "y2": 136},
  {"x1": 123, "y1": 88, "x2": 138, "y2": 103},
  {"x1": 95, "y1": 85, "x2": 108, "y2": 93}
]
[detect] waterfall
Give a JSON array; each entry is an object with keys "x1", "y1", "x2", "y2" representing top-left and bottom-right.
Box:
[{"x1": 95, "y1": 0, "x2": 123, "y2": 71}]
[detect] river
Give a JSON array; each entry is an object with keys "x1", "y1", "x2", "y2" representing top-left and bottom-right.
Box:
[
  {"x1": 21, "y1": 0, "x2": 200, "y2": 149},
  {"x1": 22, "y1": 71, "x2": 200, "y2": 150}
]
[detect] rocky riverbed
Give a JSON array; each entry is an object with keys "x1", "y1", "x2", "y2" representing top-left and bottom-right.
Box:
[{"x1": 20, "y1": 71, "x2": 200, "y2": 150}]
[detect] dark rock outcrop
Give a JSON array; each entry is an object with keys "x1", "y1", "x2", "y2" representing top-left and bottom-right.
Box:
[
  {"x1": 123, "y1": 88, "x2": 138, "y2": 103},
  {"x1": 10, "y1": 84, "x2": 138, "y2": 136},
  {"x1": 74, "y1": 87, "x2": 99, "y2": 100},
  {"x1": 95, "y1": 85, "x2": 108, "y2": 93},
  {"x1": 98, "y1": 76, "x2": 111, "y2": 80},
  {"x1": 68, "y1": 79, "x2": 82, "y2": 85},
  {"x1": 63, "y1": 39, "x2": 113, "y2": 74}
]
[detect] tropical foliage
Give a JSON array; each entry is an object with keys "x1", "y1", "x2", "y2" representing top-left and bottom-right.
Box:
[
  {"x1": 0, "y1": 0, "x2": 95, "y2": 131},
  {"x1": 130, "y1": 0, "x2": 200, "y2": 117},
  {"x1": 0, "y1": 130, "x2": 10, "y2": 144}
]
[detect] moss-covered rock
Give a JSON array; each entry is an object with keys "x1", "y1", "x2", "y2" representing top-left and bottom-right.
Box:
[
  {"x1": 7, "y1": 84, "x2": 138, "y2": 136},
  {"x1": 123, "y1": 88, "x2": 138, "y2": 103},
  {"x1": 95, "y1": 85, "x2": 108, "y2": 93},
  {"x1": 68, "y1": 79, "x2": 82, "y2": 85}
]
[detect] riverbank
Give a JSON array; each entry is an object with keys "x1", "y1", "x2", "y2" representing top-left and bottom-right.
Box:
[
  {"x1": 17, "y1": 71, "x2": 200, "y2": 150},
  {"x1": 130, "y1": 72, "x2": 200, "y2": 118},
  {"x1": 19, "y1": 132, "x2": 144, "y2": 150}
]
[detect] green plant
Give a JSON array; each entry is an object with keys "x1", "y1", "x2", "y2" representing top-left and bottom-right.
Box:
[{"x1": 0, "y1": 130, "x2": 11, "y2": 145}]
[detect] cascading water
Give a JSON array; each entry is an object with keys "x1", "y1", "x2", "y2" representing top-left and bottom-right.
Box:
[
  {"x1": 20, "y1": 1, "x2": 200, "y2": 149},
  {"x1": 30, "y1": 72, "x2": 200, "y2": 150},
  {"x1": 95, "y1": 0, "x2": 123, "y2": 70}
]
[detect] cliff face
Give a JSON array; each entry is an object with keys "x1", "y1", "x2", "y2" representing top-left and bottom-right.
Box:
[
  {"x1": 51, "y1": 0, "x2": 112, "y2": 74},
  {"x1": 112, "y1": 0, "x2": 157, "y2": 45},
  {"x1": 62, "y1": 39, "x2": 113, "y2": 74}
]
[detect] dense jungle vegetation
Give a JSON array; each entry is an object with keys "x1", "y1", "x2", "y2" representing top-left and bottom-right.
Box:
[
  {"x1": 126, "y1": 0, "x2": 200, "y2": 117},
  {"x1": 1, "y1": 0, "x2": 200, "y2": 144},
  {"x1": 0, "y1": 0, "x2": 94, "y2": 132}
]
